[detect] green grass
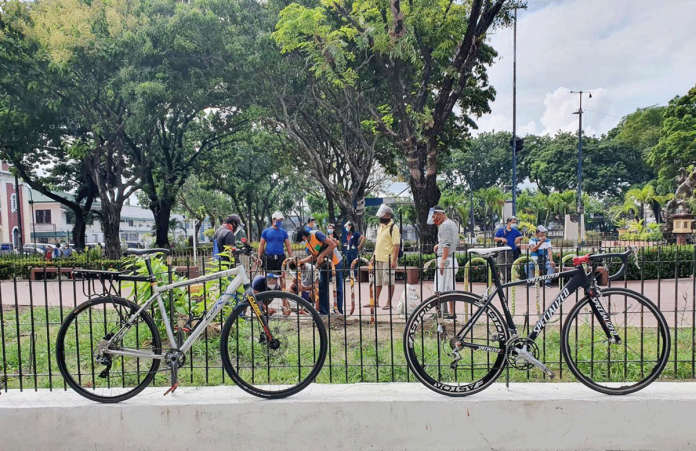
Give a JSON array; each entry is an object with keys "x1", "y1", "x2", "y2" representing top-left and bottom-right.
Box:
[{"x1": 1, "y1": 306, "x2": 694, "y2": 391}]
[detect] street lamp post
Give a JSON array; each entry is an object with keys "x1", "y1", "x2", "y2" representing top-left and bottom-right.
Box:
[
  {"x1": 570, "y1": 90, "x2": 591, "y2": 247},
  {"x1": 469, "y1": 170, "x2": 475, "y2": 243},
  {"x1": 27, "y1": 189, "x2": 37, "y2": 253}
]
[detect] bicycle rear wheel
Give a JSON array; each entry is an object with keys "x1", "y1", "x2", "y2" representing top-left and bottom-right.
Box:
[
  {"x1": 562, "y1": 288, "x2": 670, "y2": 395},
  {"x1": 404, "y1": 292, "x2": 509, "y2": 397},
  {"x1": 56, "y1": 296, "x2": 162, "y2": 403},
  {"x1": 220, "y1": 290, "x2": 327, "y2": 398}
]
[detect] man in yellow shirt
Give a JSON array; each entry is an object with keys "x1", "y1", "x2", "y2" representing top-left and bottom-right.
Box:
[{"x1": 371, "y1": 205, "x2": 400, "y2": 310}]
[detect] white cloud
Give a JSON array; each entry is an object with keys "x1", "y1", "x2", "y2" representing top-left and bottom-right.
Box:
[{"x1": 474, "y1": 0, "x2": 696, "y2": 137}]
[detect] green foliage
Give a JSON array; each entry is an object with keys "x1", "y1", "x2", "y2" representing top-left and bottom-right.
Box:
[
  {"x1": 649, "y1": 86, "x2": 696, "y2": 190},
  {"x1": 0, "y1": 255, "x2": 121, "y2": 279}
]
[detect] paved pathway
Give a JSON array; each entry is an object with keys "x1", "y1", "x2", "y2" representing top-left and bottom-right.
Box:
[{"x1": 3, "y1": 275, "x2": 694, "y2": 328}]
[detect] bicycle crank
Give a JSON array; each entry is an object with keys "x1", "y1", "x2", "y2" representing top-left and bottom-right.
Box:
[{"x1": 512, "y1": 345, "x2": 555, "y2": 378}]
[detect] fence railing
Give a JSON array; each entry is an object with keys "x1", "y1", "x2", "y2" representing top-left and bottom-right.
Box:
[{"x1": 1, "y1": 242, "x2": 695, "y2": 393}]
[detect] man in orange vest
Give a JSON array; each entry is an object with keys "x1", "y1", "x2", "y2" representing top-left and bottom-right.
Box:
[{"x1": 295, "y1": 228, "x2": 344, "y2": 315}]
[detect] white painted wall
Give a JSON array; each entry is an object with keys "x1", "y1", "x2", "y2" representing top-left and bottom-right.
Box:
[{"x1": 2, "y1": 382, "x2": 695, "y2": 451}]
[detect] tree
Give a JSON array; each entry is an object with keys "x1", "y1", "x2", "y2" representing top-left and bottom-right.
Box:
[
  {"x1": 648, "y1": 86, "x2": 696, "y2": 190},
  {"x1": 197, "y1": 131, "x2": 304, "y2": 240},
  {"x1": 0, "y1": 1, "x2": 98, "y2": 250},
  {"x1": 441, "y1": 131, "x2": 516, "y2": 193},
  {"x1": 273, "y1": 0, "x2": 512, "y2": 244},
  {"x1": 174, "y1": 175, "x2": 235, "y2": 247},
  {"x1": 475, "y1": 186, "x2": 506, "y2": 233},
  {"x1": 122, "y1": 0, "x2": 252, "y2": 248},
  {"x1": 524, "y1": 132, "x2": 648, "y2": 197}
]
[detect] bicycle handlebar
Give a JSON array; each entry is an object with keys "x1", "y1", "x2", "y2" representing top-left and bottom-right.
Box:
[{"x1": 572, "y1": 248, "x2": 633, "y2": 282}]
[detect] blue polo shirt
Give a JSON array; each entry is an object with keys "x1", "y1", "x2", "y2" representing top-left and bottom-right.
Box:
[
  {"x1": 495, "y1": 226, "x2": 522, "y2": 251},
  {"x1": 261, "y1": 226, "x2": 289, "y2": 256}
]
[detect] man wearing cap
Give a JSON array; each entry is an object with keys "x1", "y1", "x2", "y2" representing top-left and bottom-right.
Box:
[
  {"x1": 258, "y1": 211, "x2": 293, "y2": 276},
  {"x1": 372, "y1": 205, "x2": 400, "y2": 310},
  {"x1": 431, "y1": 206, "x2": 459, "y2": 317},
  {"x1": 526, "y1": 225, "x2": 556, "y2": 285},
  {"x1": 494, "y1": 216, "x2": 523, "y2": 282},
  {"x1": 212, "y1": 214, "x2": 246, "y2": 263}
]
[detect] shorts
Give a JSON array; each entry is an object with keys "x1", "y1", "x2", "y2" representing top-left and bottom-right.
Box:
[
  {"x1": 373, "y1": 260, "x2": 396, "y2": 286},
  {"x1": 263, "y1": 254, "x2": 285, "y2": 272}
]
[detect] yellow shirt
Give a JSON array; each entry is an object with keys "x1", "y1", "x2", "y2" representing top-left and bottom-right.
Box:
[{"x1": 374, "y1": 220, "x2": 400, "y2": 262}]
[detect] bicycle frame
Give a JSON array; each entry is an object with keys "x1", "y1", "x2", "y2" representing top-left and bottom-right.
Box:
[
  {"x1": 454, "y1": 255, "x2": 621, "y2": 346},
  {"x1": 103, "y1": 265, "x2": 270, "y2": 360}
]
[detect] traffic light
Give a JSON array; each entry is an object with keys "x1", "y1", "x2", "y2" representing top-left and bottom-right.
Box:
[{"x1": 510, "y1": 136, "x2": 524, "y2": 154}]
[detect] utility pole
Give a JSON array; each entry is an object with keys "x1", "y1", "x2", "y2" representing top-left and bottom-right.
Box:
[
  {"x1": 15, "y1": 173, "x2": 24, "y2": 249},
  {"x1": 511, "y1": 5, "x2": 518, "y2": 216},
  {"x1": 570, "y1": 90, "x2": 591, "y2": 247}
]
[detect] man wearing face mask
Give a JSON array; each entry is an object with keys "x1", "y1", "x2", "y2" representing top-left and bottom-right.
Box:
[
  {"x1": 371, "y1": 205, "x2": 400, "y2": 310},
  {"x1": 258, "y1": 211, "x2": 293, "y2": 276},
  {"x1": 494, "y1": 216, "x2": 523, "y2": 282},
  {"x1": 212, "y1": 214, "x2": 246, "y2": 263}
]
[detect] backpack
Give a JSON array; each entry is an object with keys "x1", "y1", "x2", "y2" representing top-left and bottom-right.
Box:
[{"x1": 389, "y1": 223, "x2": 404, "y2": 259}]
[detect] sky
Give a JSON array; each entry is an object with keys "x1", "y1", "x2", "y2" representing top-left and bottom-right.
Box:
[{"x1": 474, "y1": 0, "x2": 696, "y2": 138}]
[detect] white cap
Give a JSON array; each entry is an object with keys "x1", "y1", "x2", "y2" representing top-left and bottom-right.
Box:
[
  {"x1": 376, "y1": 204, "x2": 393, "y2": 218},
  {"x1": 537, "y1": 225, "x2": 548, "y2": 233},
  {"x1": 272, "y1": 211, "x2": 284, "y2": 220}
]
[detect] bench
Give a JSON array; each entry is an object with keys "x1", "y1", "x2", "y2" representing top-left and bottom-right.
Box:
[
  {"x1": 173, "y1": 266, "x2": 200, "y2": 278},
  {"x1": 30, "y1": 267, "x2": 73, "y2": 280},
  {"x1": 358, "y1": 266, "x2": 420, "y2": 284}
]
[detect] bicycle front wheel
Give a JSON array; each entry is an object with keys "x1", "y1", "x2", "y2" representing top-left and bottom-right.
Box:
[
  {"x1": 404, "y1": 292, "x2": 509, "y2": 397},
  {"x1": 220, "y1": 290, "x2": 327, "y2": 398},
  {"x1": 562, "y1": 288, "x2": 670, "y2": 395},
  {"x1": 56, "y1": 296, "x2": 162, "y2": 403}
]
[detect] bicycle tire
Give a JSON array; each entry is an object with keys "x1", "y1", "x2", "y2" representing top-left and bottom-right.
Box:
[
  {"x1": 220, "y1": 290, "x2": 327, "y2": 398},
  {"x1": 404, "y1": 292, "x2": 510, "y2": 397},
  {"x1": 56, "y1": 296, "x2": 162, "y2": 403},
  {"x1": 562, "y1": 288, "x2": 670, "y2": 395}
]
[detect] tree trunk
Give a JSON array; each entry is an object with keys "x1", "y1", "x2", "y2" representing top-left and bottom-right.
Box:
[
  {"x1": 101, "y1": 203, "x2": 122, "y2": 259},
  {"x1": 407, "y1": 142, "x2": 441, "y2": 247},
  {"x1": 72, "y1": 211, "x2": 87, "y2": 251},
  {"x1": 151, "y1": 199, "x2": 173, "y2": 248}
]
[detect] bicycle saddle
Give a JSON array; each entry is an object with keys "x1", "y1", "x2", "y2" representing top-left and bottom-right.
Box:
[{"x1": 468, "y1": 246, "x2": 511, "y2": 257}]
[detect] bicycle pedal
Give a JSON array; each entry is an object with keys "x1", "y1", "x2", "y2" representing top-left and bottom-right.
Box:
[{"x1": 163, "y1": 382, "x2": 179, "y2": 396}]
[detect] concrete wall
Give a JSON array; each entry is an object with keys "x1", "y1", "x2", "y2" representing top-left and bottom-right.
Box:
[{"x1": 2, "y1": 382, "x2": 695, "y2": 451}]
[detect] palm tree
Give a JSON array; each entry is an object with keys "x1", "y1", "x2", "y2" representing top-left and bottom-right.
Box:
[
  {"x1": 623, "y1": 183, "x2": 674, "y2": 224},
  {"x1": 476, "y1": 187, "x2": 506, "y2": 233}
]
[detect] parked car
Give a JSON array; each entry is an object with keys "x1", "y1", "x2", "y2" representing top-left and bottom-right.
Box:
[
  {"x1": 22, "y1": 243, "x2": 56, "y2": 256},
  {"x1": 0, "y1": 242, "x2": 18, "y2": 255},
  {"x1": 125, "y1": 241, "x2": 144, "y2": 249}
]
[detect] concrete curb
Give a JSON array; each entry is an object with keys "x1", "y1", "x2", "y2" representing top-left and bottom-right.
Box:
[{"x1": 2, "y1": 382, "x2": 695, "y2": 450}]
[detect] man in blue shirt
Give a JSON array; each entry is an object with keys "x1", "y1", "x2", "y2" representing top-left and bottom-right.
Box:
[
  {"x1": 258, "y1": 211, "x2": 293, "y2": 276},
  {"x1": 494, "y1": 216, "x2": 523, "y2": 282}
]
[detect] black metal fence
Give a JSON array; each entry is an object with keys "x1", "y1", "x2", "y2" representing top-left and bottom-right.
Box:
[{"x1": 1, "y1": 242, "x2": 695, "y2": 393}]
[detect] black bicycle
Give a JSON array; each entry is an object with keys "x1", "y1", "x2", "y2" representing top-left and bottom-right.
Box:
[{"x1": 404, "y1": 246, "x2": 670, "y2": 396}]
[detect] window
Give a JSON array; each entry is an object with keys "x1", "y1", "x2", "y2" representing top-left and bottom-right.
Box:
[
  {"x1": 36, "y1": 210, "x2": 52, "y2": 224},
  {"x1": 10, "y1": 193, "x2": 17, "y2": 213},
  {"x1": 127, "y1": 220, "x2": 134, "y2": 227},
  {"x1": 65, "y1": 211, "x2": 74, "y2": 225}
]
